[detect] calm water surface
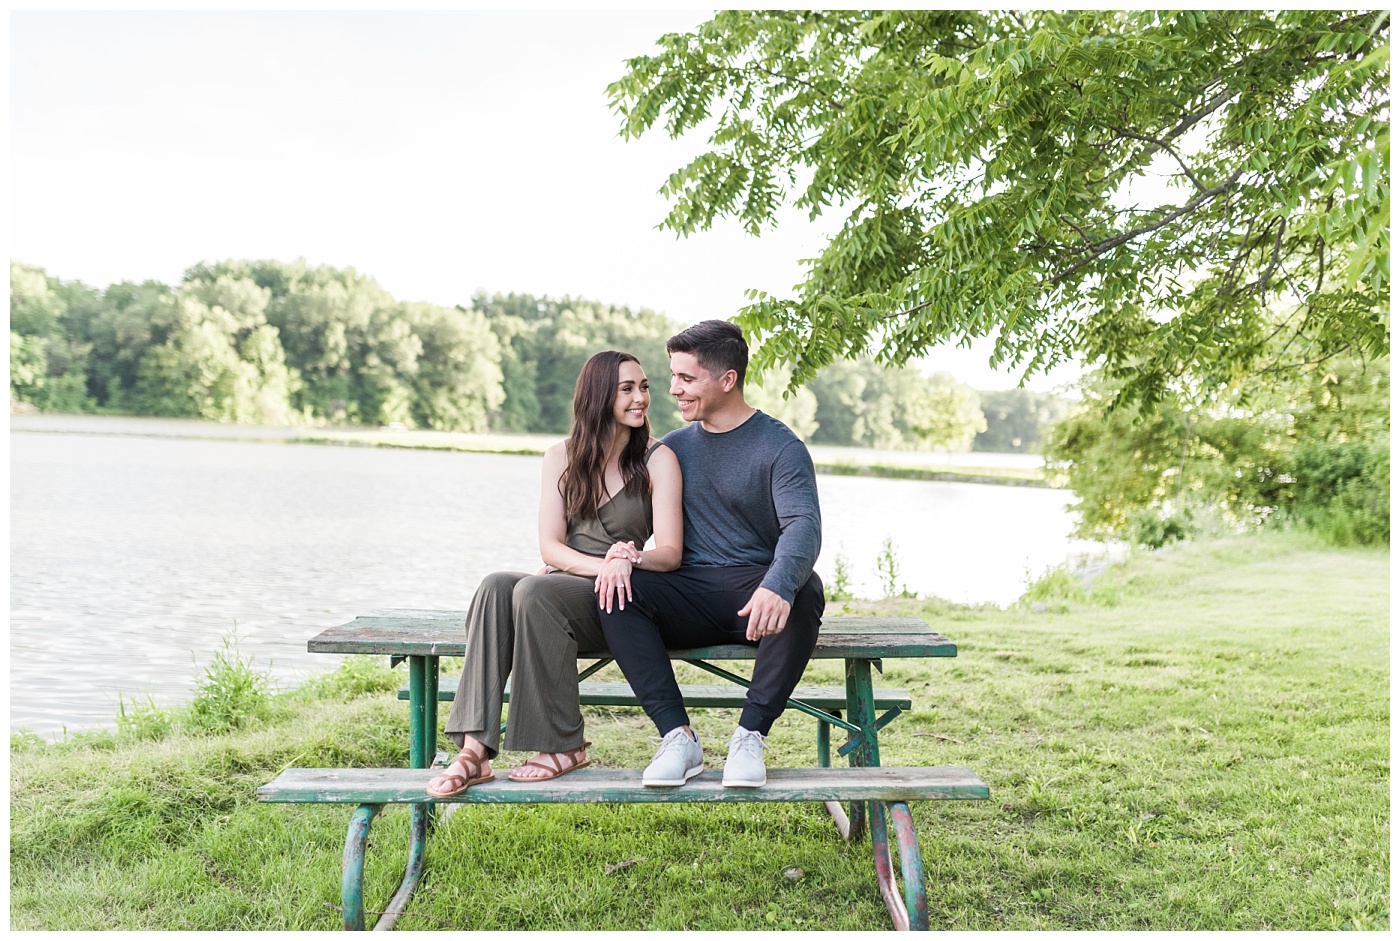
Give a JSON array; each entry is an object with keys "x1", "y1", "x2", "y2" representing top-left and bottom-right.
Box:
[{"x1": 11, "y1": 429, "x2": 1100, "y2": 735}]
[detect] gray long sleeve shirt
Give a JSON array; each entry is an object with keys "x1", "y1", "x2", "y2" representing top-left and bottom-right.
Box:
[{"x1": 661, "y1": 410, "x2": 822, "y2": 602}]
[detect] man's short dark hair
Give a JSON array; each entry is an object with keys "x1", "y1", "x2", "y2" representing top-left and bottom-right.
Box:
[{"x1": 667, "y1": 319, "x2": 749, "y2": 389}]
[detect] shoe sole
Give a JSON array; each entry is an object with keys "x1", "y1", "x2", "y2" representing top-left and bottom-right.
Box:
[
  {"x1": 721, "y1": 776, "x2": 765, "y2": 788},
  {"x1": 643, "y1": 764, "x2": 705, "y2": 787}
]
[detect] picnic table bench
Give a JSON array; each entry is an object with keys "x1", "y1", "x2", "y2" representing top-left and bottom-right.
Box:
[{"x1": 258, "y1": 610, "x2": 988, "y2": 931}]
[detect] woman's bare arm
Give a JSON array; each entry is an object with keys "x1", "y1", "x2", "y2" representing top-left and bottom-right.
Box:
[
  {"x1": 538, "y1": 443, "x2": 612, "y2": 577},
  {"x1": 635, "y1": 444, "x2": 682, "y2": 572}
]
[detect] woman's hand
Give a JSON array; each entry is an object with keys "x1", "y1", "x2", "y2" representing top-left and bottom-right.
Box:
[
  {"x1": 594, "y1": 557, "x2": 634, "y2": 614},
  {"x1": 604, "y1": 541, "x2": 642, "y2": 565}
]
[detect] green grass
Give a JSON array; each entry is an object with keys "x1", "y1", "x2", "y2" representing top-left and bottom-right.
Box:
[{"x1": 9, "y1": 532, "x2": 1388, "y2": 929}]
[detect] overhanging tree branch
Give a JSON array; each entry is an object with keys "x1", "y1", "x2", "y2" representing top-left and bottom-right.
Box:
[
  {"x1": 615, "y1": 9, "x2": 1389, "y2": 409},
  {"x1": 1163, "y1": 85, "x2": 1237, "y2": 142},
  {"x1": 1105, "y1": 122, "x2": 1208, "y2": 193},
  {"x1": 880, "y1": 299, "x2": 932, "y2": 322},
  {"x1": 1058, "y1": 214, "x2": 1096, "y2": 246},
  {"x1": 1049, "y1": 166, "x2": 1247, "y2": 285}
]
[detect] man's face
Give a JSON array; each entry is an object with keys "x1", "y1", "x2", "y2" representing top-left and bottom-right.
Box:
[{"x1": 669, "y1": 350, "x2": 725, "y2": 424}]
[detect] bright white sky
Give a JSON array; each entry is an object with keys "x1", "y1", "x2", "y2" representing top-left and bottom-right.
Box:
[{"x1": 10, "y1": 9, "x2": 1083, "y2": 392}]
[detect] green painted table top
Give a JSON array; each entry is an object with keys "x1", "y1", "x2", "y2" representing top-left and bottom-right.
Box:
[{"x1": 308, "y1": 609, "x2": 956, "y2": 660}]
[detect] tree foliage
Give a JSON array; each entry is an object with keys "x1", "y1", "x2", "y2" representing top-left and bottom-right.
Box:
[
  {"x1": 8, "y1": 264, "x2": 93, "y2": 412},
  {"x1": 745, "y1": 365, "x2": 820, "y2": 439},
  {"x1": 973, "y1": 388, "x2": 1071, "y2": 453},
  {"x1": 471, "y1": 292, "x2": 684, "y2": 436},
  {"x1": 182, "y1": 260, "x2": 505, "y2": 429},
  {"x1": 1046, "y1": 354, "x2": 1389, "y2": 546},
  {"x1": 807, "y1": 357, "x2": 985, "y2": 451},
  {"x1": 11, "y1": 260, "x2": 1040, "y2": 454},
  {"x1": 610, "y1": 10, "x2": 1390, "y2": 407}
]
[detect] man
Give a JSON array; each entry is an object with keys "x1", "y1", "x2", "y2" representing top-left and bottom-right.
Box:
[{"x1": 598, "y1": 319, "x2": 824, "y2": 787}]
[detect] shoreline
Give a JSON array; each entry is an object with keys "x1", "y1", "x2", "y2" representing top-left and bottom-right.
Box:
[{"x1": 9, "y1": 413, "x2": 1052, "y2": 487}]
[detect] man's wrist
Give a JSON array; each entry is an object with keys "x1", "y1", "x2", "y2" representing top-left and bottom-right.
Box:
[{"x1": 758, "y1": 582, "x2": 795, "y2": 605}]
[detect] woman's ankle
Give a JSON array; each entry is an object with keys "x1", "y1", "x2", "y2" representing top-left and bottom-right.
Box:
[{"x1": 458, "y1": 737, "x2": 492, "y2": 761}]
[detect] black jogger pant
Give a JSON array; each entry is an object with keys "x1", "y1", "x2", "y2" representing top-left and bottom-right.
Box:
[{"x1": 598, "y1": 564, "x2": 825, "y2": 736}]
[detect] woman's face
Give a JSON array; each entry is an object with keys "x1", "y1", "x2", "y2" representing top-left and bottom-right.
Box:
[{"x1": 613, "y1": 359, "x2": 650, "y2": 430}]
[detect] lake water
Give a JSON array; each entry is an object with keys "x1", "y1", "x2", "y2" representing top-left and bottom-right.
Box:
[{"x1": 10, "y1": 425, "x2": 1103, "y2": 736}]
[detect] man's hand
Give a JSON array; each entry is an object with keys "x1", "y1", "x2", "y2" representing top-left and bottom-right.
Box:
[
  {"x1": 738, "y1": 587, "x2": 791, "y2": 642},
  {"x1": 594, "y1": 557, "x2": 634, "y2": 614}
]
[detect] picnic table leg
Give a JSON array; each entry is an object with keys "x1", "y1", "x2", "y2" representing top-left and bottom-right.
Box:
[
  {"x1": 889, "y1": 802, "x2": 930, "y2": 930},
  {"x1": 375, "y1": 800, "x2": 430, "y2": 931},
  {"x1": 844, "y1": 658, "x2": 881, "y2": 842},
  {"x1": 816, "y1": 710, "x2": 831, "y2": 766},
  {"x1": 869, "y1": 800, "x2": 929, "y2": 930},
  {"x1": 817, "y1": 710, "x2": 852, "y2": 840},
  {"x1": 422, "y1": 655, "x2": 441, "y2": 807},
  {"x1": 407, "y1": 655, "x2": 441, "y2": 769},
  {"x1": 372, "y1": 655, "x2": 437, "y2": 931},
  {"x1": 340, "y1": 803, "x2": 383, "y2": 931}
]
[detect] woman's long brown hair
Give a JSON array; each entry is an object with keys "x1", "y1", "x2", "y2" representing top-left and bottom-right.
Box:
[{"x1": 561, "y1": 350, "x2": 651, "y2": 521}]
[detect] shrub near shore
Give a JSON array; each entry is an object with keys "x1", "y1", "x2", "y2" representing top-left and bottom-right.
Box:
[{"x1": 10, "y1": 533, "x2": 1388, "y2": 930}]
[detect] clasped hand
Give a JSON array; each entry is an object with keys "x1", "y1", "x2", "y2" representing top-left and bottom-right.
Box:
[
  {"x1": 595, "y1": 541, "x2": 641, "y2": 613},
  {"x1": 604, "y1": 541, "x2": 642, "y2": 565}
]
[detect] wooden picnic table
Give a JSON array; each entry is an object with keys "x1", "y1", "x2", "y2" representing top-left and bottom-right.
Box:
[{"x1": 279, "y1": 610, "x2": 984, "y2": 930}]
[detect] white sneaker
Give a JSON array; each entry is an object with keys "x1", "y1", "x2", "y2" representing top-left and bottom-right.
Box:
[
  {"x1": 642, "y1": 727, "x2": 704, "y2": 786},
  {"x1": 722, "y1": 727, "x2": 767, "y2": 788}
]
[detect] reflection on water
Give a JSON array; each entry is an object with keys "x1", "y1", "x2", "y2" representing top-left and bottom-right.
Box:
[{"x1": 10, "y1": 429, "x2": 1100, "y2": 736}]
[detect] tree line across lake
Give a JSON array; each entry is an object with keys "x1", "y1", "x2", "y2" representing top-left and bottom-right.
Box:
[
  {"x1": 8, "y1": 259, "x2": 1064, "y2": 453},
  {"x1": 10, "y1": 259, "x2": 1387, "y2": 548}
]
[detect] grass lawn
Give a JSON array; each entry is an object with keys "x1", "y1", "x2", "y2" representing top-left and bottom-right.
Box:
[{"x1": 8, "y1": 532, "x2": 1388, "y2": 929}]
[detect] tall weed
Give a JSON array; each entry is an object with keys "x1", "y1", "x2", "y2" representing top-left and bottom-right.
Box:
[
  {"x1": 876, "y1": 537, "x2": 915, "y2": 598},
  {"x1": 186, "y1": 632, "x2": 272, "y2": 734},
  {"x1": 1020, "y1": 563, "x2": 1087, "y2": 611},
  {"x1": 115, "y1": 692, "x2": 175, "y2": 742},
  {"x1": 826, "y1": 552, "x2": 855, "y2": 602},
  {"x1": 10, "y1": 729, "x2": 46, "y2": 752}
]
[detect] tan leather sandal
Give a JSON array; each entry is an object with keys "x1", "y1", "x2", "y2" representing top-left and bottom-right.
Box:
[
  {"x1": 426, "y1": 747, "x2": 494, "y2": 798},
  {"x1": 508, "y1": 742, "x2": 592, "y2": 782}
]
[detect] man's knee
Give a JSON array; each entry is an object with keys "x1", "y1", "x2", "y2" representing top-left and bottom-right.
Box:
[
  {"x1": 625, "y1": 568, "x2": 668, "y2": 600},
  {"x1": 775, "y1": 573, "x2": 824, "y2": 653},
  {"x1": 600, "y1": 569, "x2": 667, "y2": 630},
  {"x1": 794, "y1": 572, "x2": 826, "y2": 621}
]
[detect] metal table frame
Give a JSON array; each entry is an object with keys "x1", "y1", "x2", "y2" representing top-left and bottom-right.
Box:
[{"x1": 311, "y1": 614, "x2": 956, "y2": 931}]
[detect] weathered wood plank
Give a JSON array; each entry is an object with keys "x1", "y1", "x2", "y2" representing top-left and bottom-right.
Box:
[
  {"x1": 258, "y1": 766, "x2": 989, "y2": 805},
  {"x1": 363, "y1": 610, "x2": 935, "y2": 636},
  {"x1": 309, "y1": 613, "x2": 956, "y2": 659},
  {"x1": 397, "y1": 681, "x2": 913, "y2": 709}
]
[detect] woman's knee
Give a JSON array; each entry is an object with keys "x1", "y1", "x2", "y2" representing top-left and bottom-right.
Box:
[
  {"x1": 512, "y1": 574, "x2": 588, "y2": 625},
  {"x1": 477, "y1": 570, "x2": 523, "y2": 601},
  {"x1": 512, "y1": 574, "x2": 555, "y2": 610}
]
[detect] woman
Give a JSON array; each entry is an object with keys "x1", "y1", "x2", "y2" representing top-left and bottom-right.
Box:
[{"x1": 427, "y1": 350, "x2": 683, "y2": 796}]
